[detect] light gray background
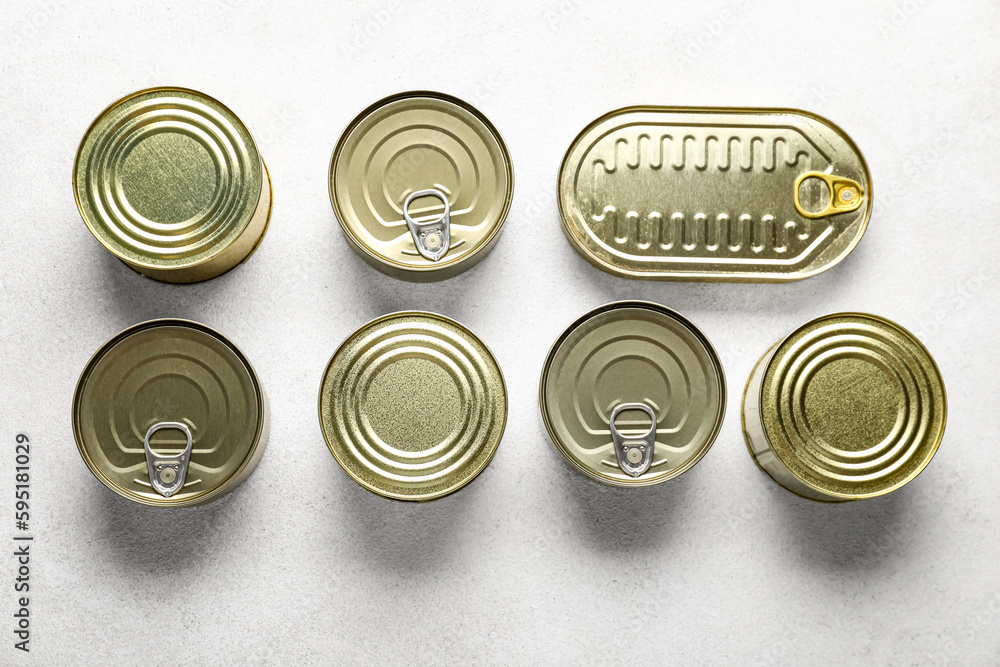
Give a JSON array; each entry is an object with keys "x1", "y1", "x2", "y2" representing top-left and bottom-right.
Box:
[{"x1": 1, "y1": 0, "x2": 997, "y2": 664}]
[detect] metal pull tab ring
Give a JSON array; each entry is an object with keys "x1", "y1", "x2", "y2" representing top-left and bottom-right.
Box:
[
  {"x1": 403, "y1": 188, "x2": 451, "y2": 262},
  {"x1": 144, "y1": 422, "x2": 193, "y2": 498},
  {"x1": 793, "y1": 171, "x2": 864, "y2": 219},
  {"x1": 610, "y1": 403, "x2": 657, "y2": 478}
]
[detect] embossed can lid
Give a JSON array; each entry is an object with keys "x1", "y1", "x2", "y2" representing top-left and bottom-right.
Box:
[
  {"x1": 755, "y1": 313, "x2": 947, "y2": 500},
  {"x1": 329, "y1": 91, "x2": 513, "y2": 280},
  {"x1": 74, "y1": 87, "x2": 270, "y2": 283},
  {"x1": 558, "y1": 106, "x2": 872, "y2": 282},
  {"x1": 73, "y1": 320, "x2": 269, "y2": 507},
  {"x1": 318, "y1": 312, "x2": 507, "y2": 501},
  {"x1": 539, "y1": 301, "x2": 726, "y2": 486}
]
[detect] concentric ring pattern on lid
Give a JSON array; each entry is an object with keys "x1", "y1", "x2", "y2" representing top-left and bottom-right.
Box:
[
  {"x1": 329, "y1": 91, "x2": 513, "y2": 280},
  {"x1": 750, "y1": 313, "x2": 946, "y2": 500},
  {"x1": 539, "y1": 301, "x2": 727, "y2": 487},
  {"x1": 73, "y1": 320, "x2": 269, "y2": 507},
  {"x1": 319, "y1": 312, "x2": 507, "y2": 501},
  {"x1": 74, "y1": 87, "x2": 269, "y2": 282}
]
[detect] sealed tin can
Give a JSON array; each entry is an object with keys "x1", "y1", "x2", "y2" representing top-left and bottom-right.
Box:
[
  {"x1": 742, "y1": 313, "x2": 946, "y2": 502},
  {"x1": 319, "y1": 312, "x2": 507, "y2": 501},
  {"x1": 539, "y1": 301, "x2": 726, "y2": 486},
  {"x1": 73, "y1": 319, "x2": 270, "y2": 507},
  {"x1": 74, "y1": 87, "x2": 272, "y2": 284},
  {"x1": 329, "y1": 91, "x2": 513, "y2": 281},
  {"x1": 559, "y1": 106, "x2": 872, "y2": 282}
]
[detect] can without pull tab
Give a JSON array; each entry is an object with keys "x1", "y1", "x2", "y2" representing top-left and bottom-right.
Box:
[
  {"x1": 742, "y1": 313, "x2": 947, "y2": 502},
  {"x1": 318, "y1": 312, "x2": 507, "y2": 501},
  {"x1": 73, "y1": 319, "x2": 270, "y2": 507},
  {"x1": 74, "y1": 87, "x2": 272, "y2": 284},
  {"x1": 329, "y1": 91, "x2": 514, "y2": 282},
  {"x1": 558, "y1": 106, "x2": 872, "y2": 282},
  {"x1": 539, "y1": 301, "x2": 726, "y2": 487}
]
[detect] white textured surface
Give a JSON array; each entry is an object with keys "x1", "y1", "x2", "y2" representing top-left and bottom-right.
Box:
[{"x1": 1, "y1": 0, "x2": 998, "y2": 664}]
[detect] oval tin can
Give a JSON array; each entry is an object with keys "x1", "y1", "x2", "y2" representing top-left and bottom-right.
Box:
[
  {"x1": 329, "y1": 91, "x2": 513, "y2": 281},
  {"x1": 318, "y1": 312, "x2": 507, "y2": 501},
  {"x1": 539, "y1": 301, "x2": 726, "y2": 487},
  {"x1": 742, "y1": 313, "x2": 946, "y2": 502},
  {"x1": 558, "y1": 106, "x2": 872, "y2": 282},
  {"x1": 73, "y1": 319, "x2": 270, "y2": 507},
  {"x1": 74, "y1": 87, "x2": 272, "y2": 284}
]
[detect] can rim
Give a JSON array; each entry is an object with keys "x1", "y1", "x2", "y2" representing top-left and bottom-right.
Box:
[
  {"x1": 537, "y1": 300, "x2": 727, "y2": 487},
  {"x1": 328, "y1": 90, "x2": 514, "y2": 276},
  {"x1": 73, "y1": 86, "x2": 266, "y2": 273},
  {"x1": 72, "y1": 318, "x2": 268, "y2": 507},
  {"x1": 556, "y1": 105, "x2": 874, "y2": 282},
  {"x1": 744, "y1": 311, "x2": 948, "y2": 500},
  {"x1": 317, "y1": 310, "x2": 508, "y2": 502}
]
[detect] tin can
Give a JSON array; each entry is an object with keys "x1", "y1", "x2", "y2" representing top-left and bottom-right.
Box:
[
  {"x1": 742, "y1": 313, "x2": 946, "y2": 502},
  {"x1": 74, "y1": 87, "x2": 272, "y2": 284},
  {"x1": 329, "y1": 91, "x2": 513, "y2": 281},
  {"x1": 539, "y1": 301, "x2": 726, "y2": 487},
  {"x1": 73, "y1": 319, "x2": 270, "y2": 507},
  {"x1": 558, "y1": 106, "x2": 872, "y2": 282},
  {"x1": 318, "y1": 312, "x2": 507, "y2": 501}
]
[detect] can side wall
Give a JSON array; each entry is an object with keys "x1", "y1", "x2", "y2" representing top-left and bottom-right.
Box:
[{"x1": 742, "y1": 342, "x2": 846, "y2": 503}]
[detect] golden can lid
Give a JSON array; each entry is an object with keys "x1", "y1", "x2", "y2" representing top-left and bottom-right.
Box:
[
  {"x1": 742, "y1": 313, "x2": 947, "y2": 501},
  {"x1": 73, "y1": 319, "x2": 269, "y2": 507},
  {"x1": 74, "y1": 87, "x2": 271, "y2": 284},
  {"x1": 319, "y1": 312, "x2": 507, "y2": 501},
  {"x1": 558, "y1": 106, "x2": 872, "y2": 282},
  {"x1": 329, "y1": 91, "x2": 513, "y2": 281},
  {"x1": 539, "y1": 301, "x2": 726, "y2": 486}
]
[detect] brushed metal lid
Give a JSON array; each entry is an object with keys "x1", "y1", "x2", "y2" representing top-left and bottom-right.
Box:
[
  {"x1": 539, "y1": 301, "x2": 726, "y2": 486},
  {"x1": 319, "y1": 312, "x2": 507, "y2": 501},
  {"x1": 74, "y1": 87, "x2": 268, "y2": 281},
  {"x1": 73, "y1": 319, "x2": 269, "y2": 506},
  {"x1": 329, "y1": 91, "x2": 513, "y2": 279},
  {"x1": 754, "y1": 313, "x2": 946, "y2": 500}
]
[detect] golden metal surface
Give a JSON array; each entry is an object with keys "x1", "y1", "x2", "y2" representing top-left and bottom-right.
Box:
[
  {"x1": 329, "y1": 91, "x2": 513, "y2": 281},
  {"x1": 539, "y1": 301, "x2": 726, "y2": 487},
  {"x1": 558, "y1": 106, "x2": 872, "y2": 282},
  {"x1": 742, "y1": 313, "x2": 947, "y2": 502},
  {"x1": 74, "y1": 87, "x2": 271, "y2": 284},
  {"x1": 73, "y1": 320, "x2": 269, "y2": 507},
  {"x1": 318, "y1": 312, "x2": 507, "y2": 501}
]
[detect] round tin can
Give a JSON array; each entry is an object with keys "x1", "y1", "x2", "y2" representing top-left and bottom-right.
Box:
[
  {"x1": 73, "y1": 319, "x2": 270, "y2": 507},
  {"x1": 318, "y1": 312, "x2": 507, "y2": 501},
  {"x1": 539, "y1": 301, "x2": 726, "y2": 487},
  {"x1": 742, "y1": 313, "x2": 947, "y2": 502},
  {"x1": 329, "y1": 91, "x2": 513, "y2": 281},
  {"x1": 74, "y1": 87, "x2": 272, "y2": 284}
]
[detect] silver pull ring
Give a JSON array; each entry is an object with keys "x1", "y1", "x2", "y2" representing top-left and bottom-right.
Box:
[
  {"x1": 143, "y1": 422, "x2": 193, "y2": 498},
  {"x1": 610, "y1": 403, "x2": 657, "y2": 478},
  {"x1": 403, "y1": 188, "x2": 451, "y2": 262}
]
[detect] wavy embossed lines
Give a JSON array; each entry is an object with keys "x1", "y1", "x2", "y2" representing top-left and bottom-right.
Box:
[
  {"x1": 592, "y1": 207, "x2": 814, "y2": 254},
  {"x1": 591, "y1": 133, "x2": 810, "y2": 174}
]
